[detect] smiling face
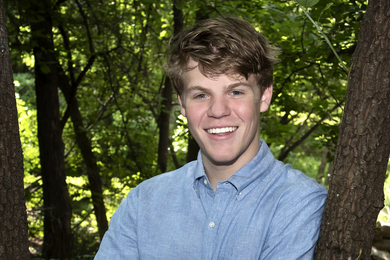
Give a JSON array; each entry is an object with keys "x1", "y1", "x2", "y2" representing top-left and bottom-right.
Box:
[{"x1": 179, "y1": 60, "x2": 272, "y2": 176}]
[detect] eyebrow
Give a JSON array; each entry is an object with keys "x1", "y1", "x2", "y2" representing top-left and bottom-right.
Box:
[
  {"x1": 186, "y1": 85, "x2": 208, "y2": 92},
  {"x1": 186, "y1": 82, "x2": 254, "y2": 92},
  {"x1": 226, "y1": 82, "x2": 254, "y2": 90}
]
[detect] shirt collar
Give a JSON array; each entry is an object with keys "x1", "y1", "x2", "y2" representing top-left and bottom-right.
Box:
[
  {"x1": 193, "y1": 151, "x2": 207, "y2": 181},
  {"x1": 192, "y1": 139, "x2": 276, "y2": 194}
]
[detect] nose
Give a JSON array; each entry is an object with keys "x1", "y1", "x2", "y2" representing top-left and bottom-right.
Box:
[{"x1": 207, "y1": 96, "x2": 231, "y2": 118}]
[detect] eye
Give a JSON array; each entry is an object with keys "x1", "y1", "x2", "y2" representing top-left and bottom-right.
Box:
[
  {"x1": 231, "y1": 90, "x2": 243, "y2": 96},
  {"x1": 194, "y1": 93, "x2": 207, "y2": 99}
]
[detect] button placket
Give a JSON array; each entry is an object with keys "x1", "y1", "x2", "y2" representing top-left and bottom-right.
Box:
[{"x1": 202, "y1": 184, "x2": 233, "y2": 259}]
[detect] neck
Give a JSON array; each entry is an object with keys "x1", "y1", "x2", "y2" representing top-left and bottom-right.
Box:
[
  {"x1": 202, "y1": 141, "x2": 261, "y2": 192},
  {"x1": 202, "y1": 161, "x2": 238, "y2": 192}
]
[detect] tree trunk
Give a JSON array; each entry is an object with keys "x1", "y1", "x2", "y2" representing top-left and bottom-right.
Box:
[
  {"x1": 0, "y1": 0, "x2": 30, "y2": 259},
  {"x1": 157, "y1": 76, "x2": 173, "y2": 173},
  {"x1": 69, "y1": 98, "x2": 108, "y2": 240},
  {"x1": 314, "y1": 0, "x2": 390, "y2": 259},
  {"x1": 157, "y1": 1, "x2": 183, "y2": 173},
  {"x1": 58, "y1": 71, "x2": 108, "y2": 240},
  {"x1": 56, "y1": 0, "x2": 108, "y2": 239},
  {"x1": 71, "y1": 103, "x2": 109, "y2": 240},
  {"x1": 29, "y1": 1, "x2": 73, "y2": 258}
]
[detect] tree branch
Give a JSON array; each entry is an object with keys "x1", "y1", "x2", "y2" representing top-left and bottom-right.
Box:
[{"x1": 278, "y1": 104, "x2": 340, "y2": 161}]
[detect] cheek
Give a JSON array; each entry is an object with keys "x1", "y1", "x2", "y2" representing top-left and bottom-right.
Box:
[
  {"x1": 234, "y1": 102, "x2": 260, "y2": 121},
  {"x1": 187, "y1": 100, "x2": 209, "y2": 114},
  {"x1": 185, "y1": 106, "x2": 204, "y2": 125}
]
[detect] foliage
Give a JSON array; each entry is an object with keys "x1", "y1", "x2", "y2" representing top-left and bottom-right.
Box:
[
  {"x1": 15, "y1": 74, "x2": 43, "y2": 242},
  {"x1": 6, "y1": 0, "x2": 371, "y2": 257}
]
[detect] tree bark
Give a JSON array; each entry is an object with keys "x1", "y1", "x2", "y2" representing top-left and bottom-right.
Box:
[
  {"x1": 0, "y1": 0, "x2": 30, "y2": 258},
  {"x1": 314, "y1": 0, "x2": 390, "y2": 259},
  {"x1": 29, "y1": 0, "x2": 73, "y2": 258}
]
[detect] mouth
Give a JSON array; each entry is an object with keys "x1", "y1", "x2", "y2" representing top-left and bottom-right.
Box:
[{"x1": 206, "y1": 127, "x2": 238, "y2": 134}]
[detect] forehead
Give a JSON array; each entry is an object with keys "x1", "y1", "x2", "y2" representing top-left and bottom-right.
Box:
[{"x1": 182, "y1": 60, "x2": 257, "y2": 91}]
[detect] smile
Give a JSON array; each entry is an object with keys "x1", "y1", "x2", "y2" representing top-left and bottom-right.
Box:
[{"x1": 207, "y1": 127, "x2": 238, "y2": 134}]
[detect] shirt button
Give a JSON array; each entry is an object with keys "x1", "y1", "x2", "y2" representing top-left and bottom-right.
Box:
[
  {"x1": 239, "y1": 192, "x2": 242, "y2": 196},
  {"x1": 204, "y1": 179, "x2": 207, "y2": 185},
  {"x1": 209, "y1": 222, "x2": 215, "y2": 228}
]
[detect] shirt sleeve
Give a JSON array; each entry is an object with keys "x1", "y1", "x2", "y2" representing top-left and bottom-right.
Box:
[
  {"x1": 261, "y1": 185, "x2": 327, "y2": 260},
  {"x1": 94, "y1": 189, "x2": 139, "y2": 260}
]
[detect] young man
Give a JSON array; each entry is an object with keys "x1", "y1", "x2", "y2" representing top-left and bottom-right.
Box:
[{"x1": 95, "y1": 17, "x2": 327, "y2": 259}]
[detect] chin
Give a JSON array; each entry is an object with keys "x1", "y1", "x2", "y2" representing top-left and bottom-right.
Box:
[{"x1": 208, "y1": 155, "x2": 240, "y2": 166}]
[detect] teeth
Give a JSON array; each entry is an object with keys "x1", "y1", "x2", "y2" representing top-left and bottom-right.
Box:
[{"x1": 207, "y1": 127, "x2": 237, "y2": 134}]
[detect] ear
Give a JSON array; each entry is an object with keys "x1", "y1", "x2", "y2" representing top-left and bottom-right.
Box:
[
  {"x1": 178, "y1": 95, "x2": 186, "y2": 117},
  {"x1": 260, "y1": 85, "x2": 273, "y2": 113}
]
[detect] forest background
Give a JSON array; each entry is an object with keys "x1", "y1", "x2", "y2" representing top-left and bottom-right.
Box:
[{"x1": 3, "y1": 0, "x2": 390, "y2": 258}]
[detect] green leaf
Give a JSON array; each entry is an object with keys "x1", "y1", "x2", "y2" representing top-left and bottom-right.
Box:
[
  {"x1": 323, "y1": 3, "x2": 333, "y2": 11},
  {"x1": 318, "y1": 3, "x2": 333, "y2": 22},
  {"x1": 296, "y1": 0, "x2": 320, "y2": 8}
]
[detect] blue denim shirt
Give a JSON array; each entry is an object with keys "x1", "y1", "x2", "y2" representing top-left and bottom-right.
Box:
[{"x1": 95, "y1": 140, "x2": 327, "y2": 259}]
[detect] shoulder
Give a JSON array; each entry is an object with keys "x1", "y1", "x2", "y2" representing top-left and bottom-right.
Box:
[
  {"x1": 260, "y1": 162, "x2": 328, "y2": 259},
  {"x1": 265, "y1": 162, "x2": 328, "y2": 227},
  {"x1": 259, "y1": 160, "x2": 328, "y2": 221},
  {"x1": 257, "y1": 141, "x2": 327, "y2": 198},
  {"x1": 272, "y1": 160, "x2": 327, "y2": 196}
]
